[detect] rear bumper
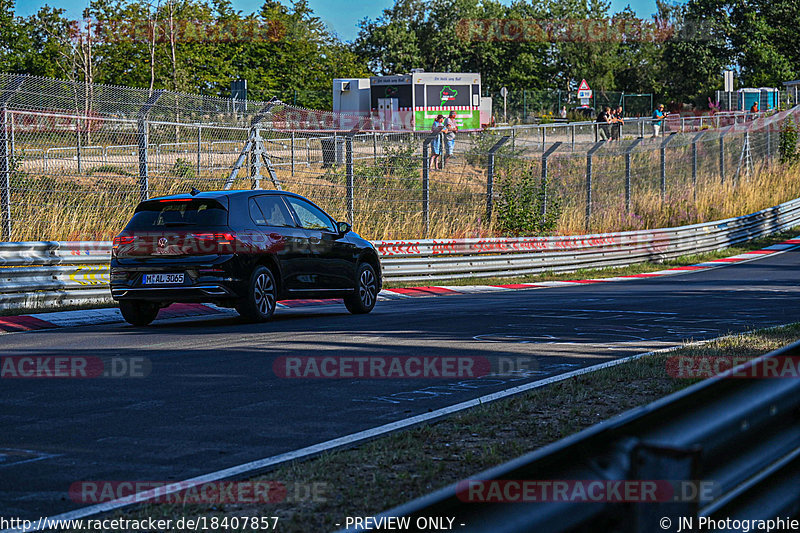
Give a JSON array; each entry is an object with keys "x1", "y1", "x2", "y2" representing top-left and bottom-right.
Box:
[{"x1": 111, "y1": 285, "x2": 237, "y2": 301}]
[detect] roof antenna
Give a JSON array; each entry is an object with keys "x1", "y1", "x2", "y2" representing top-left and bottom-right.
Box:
[{"x1": 190, "y1": 187, "x2": 200, "y2": 196}]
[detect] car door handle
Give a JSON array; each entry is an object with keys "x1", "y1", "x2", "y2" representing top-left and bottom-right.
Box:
[{"x1": 309, "y1": 237, "x2": 321, "y2": 244}]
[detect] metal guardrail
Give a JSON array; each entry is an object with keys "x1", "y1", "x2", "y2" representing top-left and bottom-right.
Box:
[
  {"x1": 342, "y1": 339, "x2": 800, "y2": 532},
  {"x1": 1, "y1": 196, "x2": 799, "y2": 312},
  {"x1": 376, "y1": 196, "x2": 800, "y2": 281}
]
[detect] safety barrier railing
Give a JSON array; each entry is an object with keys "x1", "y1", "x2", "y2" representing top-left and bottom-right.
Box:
[
  {"x1": 1, "y1": 196, "x2": 799, "y2": 311},
  {"x1": 340, "y1": 338, "x2": 800, "y2": 532}
]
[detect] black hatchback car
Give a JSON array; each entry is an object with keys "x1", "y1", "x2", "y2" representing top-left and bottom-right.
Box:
[{"x1": 110, "y1": 190, "x2": 382, "y2": 326}]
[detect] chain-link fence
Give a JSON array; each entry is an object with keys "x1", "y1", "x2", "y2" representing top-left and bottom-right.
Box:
[{"x1": 1, "y1": 73, "x2": 799, "y2": 242}]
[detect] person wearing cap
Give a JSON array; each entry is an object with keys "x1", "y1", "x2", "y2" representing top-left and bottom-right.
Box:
[
  {"x1": 443, "y1": 111, "x2": 458, "y2": 168},
  {"x1": 652, "y1": 104, "x2": 665, "y2": 138}
]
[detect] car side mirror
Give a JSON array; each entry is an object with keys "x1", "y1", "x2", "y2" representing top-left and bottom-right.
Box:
[{"x1": 337, "y1": 221, "x2": 352, "y2": 236}]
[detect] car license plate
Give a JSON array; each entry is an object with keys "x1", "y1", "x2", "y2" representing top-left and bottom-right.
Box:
[{"x1": 143, "y1": 273, "x2": 184, "y2": 285}]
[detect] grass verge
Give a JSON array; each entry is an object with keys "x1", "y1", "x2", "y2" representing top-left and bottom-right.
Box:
[{"x1": 88, "y1": 323, "x2": 800, "y2": 533}]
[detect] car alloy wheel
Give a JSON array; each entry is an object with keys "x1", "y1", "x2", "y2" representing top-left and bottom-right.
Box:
[{"x1": 344, "y1": 263, "x2": 378, "y2": 314}]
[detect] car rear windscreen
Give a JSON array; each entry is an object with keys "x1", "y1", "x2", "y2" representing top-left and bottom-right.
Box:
[{"x1": 125, "y1": 199, "x2": 228, "y2": 229}]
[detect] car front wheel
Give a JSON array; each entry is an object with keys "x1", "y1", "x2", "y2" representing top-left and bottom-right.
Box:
[
  {"x1": 236, "y1": 266, "x2": 277, "y2": 322},
  {"x1": 344, "y1": 263, "x2": 378, "y2": 314},
  {"x1": 119, "y1": 300, "x2": 160, "y2": 326}
]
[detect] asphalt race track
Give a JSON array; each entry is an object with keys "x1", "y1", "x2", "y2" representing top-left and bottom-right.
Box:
[{"x1": 2, "y1": 247, "x2": 800, "y2": 521}]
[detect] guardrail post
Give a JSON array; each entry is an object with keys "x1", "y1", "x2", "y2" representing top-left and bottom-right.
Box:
[
  {"x1": 632, "y1": 443, "x2": 701, "y2": 532},
  {"x1": 661, "y1": 132, "x2": 676, "y2": 202},
  {"x1": 541, "y1": 142, "x2": 561, "y2": 223},
  {"x1": 486, "y1": 136, "x2": 510, "y2": 223},
  {"x1": 586, "y1": 141, "x2": 604, "y2": 232},
  {"x1": 625, "y1": 137, "x2": 643, "y2": 213},
  {"x1": 346, "y1": 132, "x2": 354, "y2": 226},
  {"x1": 0, "y1": 104, "x2": 11, "y2": 240}
]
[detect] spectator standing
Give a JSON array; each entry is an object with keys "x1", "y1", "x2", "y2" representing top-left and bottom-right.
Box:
[
  {"x1": 443, "y1": 111, "x2": 458, "y2": 168},
  {"x1": 611, "y1": 105, "x2": 624, "y2": 141},
  {"x1": 750, "y1": 101, "x2": 759, "y2": 114},
  {"x1": 429, "y1": 115, "x2": 445, "y2": 170},
  {"x1": 560, "y1": 106, "x2": 567, "y2": 119},
  {"x1": 597, "y1": 106, "x2": 612, "y2": 141},
  {"x1": 651, "y1": 104, "x2": 665, "y2": 138}
]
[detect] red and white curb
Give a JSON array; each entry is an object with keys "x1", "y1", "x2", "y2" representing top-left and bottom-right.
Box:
[{"x1": 1, "y1": 238, "x2": 797, "y2": 334}]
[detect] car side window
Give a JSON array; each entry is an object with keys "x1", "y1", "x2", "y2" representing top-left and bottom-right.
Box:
[
  {"x1": 255, "y1": 195, "x2": 295, "y2": 227},
  {"x1": 284, "y1": 197, "x2": 336, "y2": 233},
  {"x1": 248, "y1": 198, "x2": 267, "y2": 226}
]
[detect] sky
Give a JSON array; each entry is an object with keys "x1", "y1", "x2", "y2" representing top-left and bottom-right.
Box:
[{"x1": 14, "y1": 0, "x2": 663, "y2": 42}]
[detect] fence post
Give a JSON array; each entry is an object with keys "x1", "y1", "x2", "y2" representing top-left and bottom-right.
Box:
[
  {"x1": 76, "y1": 119, "x2": 82, "y2": 174},
  {"x1": 373, "y1": 132, "x2": 378, "y2": 163},
  {"x1": 766, "y1": 126, "x2": 772, "y2": 162},
  {"x1": 586, "y1": 141, "x2": 604, "y2": 232},
  {"x1": 625, "y1": 137, "x2": 643, "y2": 213},
  {"x1": 571, "y1": 124, "x2": 575, "y2": 150},
  {"x1": 541, "y1": 126, "x2": 546, "y2": 151},
  {"x1": 692, "y1": 131, "x2": 705, "y2": 201},
  {"x1": 291, "y1": 131, "x2": 295, "y2": 176},
  {"x1": 137, "y1": 118, "x2": 149, "y2": 202},
  {"x1": 719, "y1": 125, "x2": 733, "y2": 184},
  {"x1": 0, "y1": 105, "x2": 10, "y2": 240},
  {"x1": 422, "y1": 136, "x2": 430, "y2": 237},
  {"x1": 660, "y1": 132, "x2": 676, "y2": 202},
  {"x1": 138, "y1": 90, "x2": 164, "y2": 203},
  {"x1": 346, "y1": 133, "x2": 354, "y2": 226},
  {"x1": 541, "y1": 142, "x2": 562, "y2": 223},
  {"x1": 486, "y1": 136, "x2": 511, "y2": 223},
  {"x1": 196, "y1": 125, "x2": 202, "y2": 177}
]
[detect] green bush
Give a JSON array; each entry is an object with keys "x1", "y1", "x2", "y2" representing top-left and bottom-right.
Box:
[
  {"x1": 496, "y1": 162, "x2": 561, "y2": 236},
  {"x1": 779, "y1": 117, "x2": 799, "y2": 165},
  {"x1": 171, "y1": 158, "x2": 196, "y2": 180}
]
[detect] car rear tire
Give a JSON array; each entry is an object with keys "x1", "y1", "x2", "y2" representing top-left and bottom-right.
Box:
[
  {"x1": 236, "y1": 266, "x2": 277, "y2": 322},
  {"x1": 119, "y1": 300, "x2": 160, "y2": 326},
  {"x1": 344, "y1": 263, "x2": 378, "y2": 314}
]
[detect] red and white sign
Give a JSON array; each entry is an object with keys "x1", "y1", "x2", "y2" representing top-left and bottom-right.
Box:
[{"x1": 578, "y1": 79, "x2": 591, "y2": 90}]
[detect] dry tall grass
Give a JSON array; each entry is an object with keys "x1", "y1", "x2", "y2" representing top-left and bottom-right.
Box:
[{"x1": 6, "y1": 146, "x2": 800, "y2": 242}]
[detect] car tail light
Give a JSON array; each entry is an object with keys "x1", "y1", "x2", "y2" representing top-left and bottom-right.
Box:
[
  {"x1": 190, "y1": 232, "x2": 239, "y2": 253},
  {"x1": 112, "y1": 234, "x2": 135, "y2": 256}
]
